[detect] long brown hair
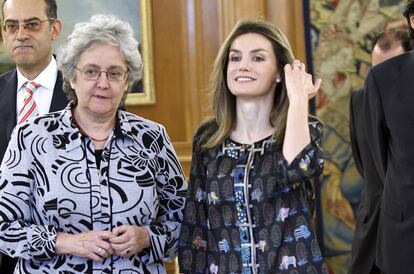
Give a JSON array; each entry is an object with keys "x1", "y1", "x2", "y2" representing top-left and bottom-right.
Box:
[{"x1": 198, "y1": 19, "x2": 295, "y2": 151}]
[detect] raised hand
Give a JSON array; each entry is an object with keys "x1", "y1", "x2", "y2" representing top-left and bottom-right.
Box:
[{"x1": 284, "y1": 60, "x2": 322, "y2": 102}]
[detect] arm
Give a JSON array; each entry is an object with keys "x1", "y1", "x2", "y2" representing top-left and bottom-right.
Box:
[
  {"x1": 363, "y1": 69, "x2": 388, "y2": 179},
  {"x1": 283, "y1": 61, "x2": 322, "y2": 164},
  {"x1": 143, "y1": 125, "x2": 187, "y2": 263},
  {"x1": 0, "y1": 126, "x2": 57, "y2": 261},
  {"x1": 0, "y1": 126, "x2": 114, "y2": 262},
  {"x1": 281, "y1": 117, "x2": 324, "y2": 184},
  {"x1": 178, "y1": 129, "x2": 208, "y2": 274},
  {"x1": 349, "y1": 90, "x2": 365, "y2": 178},
  {"x1": 281, "y1": 61, "x2": 323, "y2": 184},
  {"x1": 283, "y1": 96, "x2": 310, "y2": 163}
]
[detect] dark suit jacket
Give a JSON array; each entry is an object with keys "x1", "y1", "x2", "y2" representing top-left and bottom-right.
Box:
[
  {"x1": 363, "y1": 51, "x2": 414, "y2": 274},
  {"x1": 0, "y1": 69, "x2": 68, "y2": 161},
  {"x1": 0, "y1": 69, "x2": 68, "y2": 274},
  {"x1": 349, "y1": 87, "x2": 382, "y2": 274}
]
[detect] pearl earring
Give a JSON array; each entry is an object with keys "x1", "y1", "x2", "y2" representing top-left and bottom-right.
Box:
[{"x1": 276, "y1": 77, "x2": 281, "y2": 83}]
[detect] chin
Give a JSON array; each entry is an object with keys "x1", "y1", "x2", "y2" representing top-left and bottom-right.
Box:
[
  {"x1": 14, "y1": 57, "x2": 34, "y2": 67},
  {"x1": 91, "y1": 105, "x2": 116, "y2": 115}
]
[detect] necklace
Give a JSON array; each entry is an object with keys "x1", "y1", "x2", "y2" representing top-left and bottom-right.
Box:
[{"x1": 71, "y1": 110, "x2": 110, "y2": 142}]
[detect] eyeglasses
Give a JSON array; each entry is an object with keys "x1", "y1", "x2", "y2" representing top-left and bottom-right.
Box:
[
  {"x1": 75, "y1": 66, "x2": 128, "y2": 82},
  {"x1": 2, "y1": 18, "x2": 55, "y2": 33}
]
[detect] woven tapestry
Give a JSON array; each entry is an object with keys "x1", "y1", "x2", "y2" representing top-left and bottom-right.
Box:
[{"x1": 308, "y1": 0, "x2": 405, "y2": 273}]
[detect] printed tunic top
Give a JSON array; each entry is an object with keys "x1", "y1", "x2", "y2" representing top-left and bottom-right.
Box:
[
  {"x1": 178, "y1": 118, "x2": 328, "y2": 274},
  {"x1": 0, "y1": 104, "x2": 187, "y2": 274}
]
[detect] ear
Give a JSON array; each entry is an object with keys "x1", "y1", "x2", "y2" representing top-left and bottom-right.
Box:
[
  {"x1": 51, "y1": 19, "x2": 62, "y2": 41},
  {"x1": 69, "y1": 79, "x2": 76, "y2": 90},
  {"x1": 410, "y1": 14, "x2": 414, "y2": 29},
  {"x1": 122, "y1": 78, "x2": 129, "y2": 93},
  {"x1": 275, "y1": 74, "x2": 281, "y2": 83},
  {"x1": 1, "y1": 27, "x2": 4, "y2": 42}
]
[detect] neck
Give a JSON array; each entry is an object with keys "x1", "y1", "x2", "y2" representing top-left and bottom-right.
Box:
[
  {"x1": 231, "y1": 123, "x2": 274, "y2": 144},
  {"x1": 231, "y1": 99, "x2": 274, "y2": 144},
  {"x1": 17, "y1": 55, "x2": 52, "y2": 80},
  {"x1": 19, "y1": 69, "x2": 42, "y2": 81},
  {"x1": 72, "y1": 108, "x2": 115, "y2": 143}
]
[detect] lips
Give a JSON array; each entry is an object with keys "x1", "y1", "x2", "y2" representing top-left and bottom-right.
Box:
[
  {"x1": 13, "y1": 45, "x2": 33, "y2": 52},
  {"x1": 235, "y1": 76, "x2": 256, "y2": 82},
  {"x1": 94, "y1": 95, "x2": 109, "y2": 99}
]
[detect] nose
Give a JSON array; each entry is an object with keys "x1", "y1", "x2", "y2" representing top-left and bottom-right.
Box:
[
  {"x1": 16, "y1": 25, "x2": 30, "y2": 41},
  {"x1": 97, "y1": 72, "x2": 110, "y2": 88},
  {"x1": 239, "y1": 59, "x2": 250, "y2": 71}
]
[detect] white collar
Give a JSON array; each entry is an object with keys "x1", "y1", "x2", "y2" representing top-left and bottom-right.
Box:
[{"x1": 16, "y1": 56, "x2": 58, "y2": 91}]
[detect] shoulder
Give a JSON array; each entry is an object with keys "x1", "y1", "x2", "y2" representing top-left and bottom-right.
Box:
[
  {"x1": 371, "y1": 51, "x2": 413, "y2": 78},
  {"x1": 308, "y1": 115, "x2": 323, "y2": 138},
  {"x1": 350, "y1": 87, "x2": 364, "y2": 105},
  {"x1": 365, "y1": 51, "x2": 414, "y2": 99},
  {"x1": 121, "y1": 110, "x2": 164, "y2": 131},
  {"x1": 192, "y1": 119, "x2": 218, "y2": 150},
  {"x1": 194, "y1": 119, "x2": 217, "y2": 139},
  {"x1": 13, "y1": 109, "x2": 66, "y2": 139},
  {"x1": 352, "y1": 87, "x2": 364, "y2": 97},
  {"x1": 308, "y1": 115, "x2": 322, "y2": 128},
  {"x1": 0, "y1": 69, "x2": 16, "y2": 86},
  {"x1": 29, "y1": 108, "x2": 67, "y2": 128},
  {"x1": 118, "y1": 110, "x2": 172, "y2": 147}
]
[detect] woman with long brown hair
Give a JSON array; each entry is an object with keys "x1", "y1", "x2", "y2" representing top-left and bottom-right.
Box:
[{"x1": 178, "y1": 19, "x2": 327, "y2": 274}]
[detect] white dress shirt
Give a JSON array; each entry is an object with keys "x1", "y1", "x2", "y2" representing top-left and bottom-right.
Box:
[{"x1": 16, "y1": 56, "x2": 58, "y2": 117}]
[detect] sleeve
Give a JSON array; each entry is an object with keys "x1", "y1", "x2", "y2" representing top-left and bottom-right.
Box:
[
  {"x1": 362, "y1": 69, "x2": 388, "y2": 180},
  {"x1": 280, "y1": 117, "x2": 324, "y2": 184},
  {"x1": 142, "y1": 125, "x2": 187, "y2": 263},
  {"x1": 349, "y1": 91, "x2": 365, "y2": 178},
  {"x1": 0, "y1": 126, "x2": 58, "y2": 261},
  {"x1": 178, "y1": 129, "x2": 209, "y2": 274}
]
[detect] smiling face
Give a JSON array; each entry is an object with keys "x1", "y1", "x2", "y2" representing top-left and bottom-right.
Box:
[
  {"x1": 70, "y1": 43, "x2": 128, "y2": 119},
  {"x1": 226, "y1": 32, "x2": 279, "y2": 99},
  {"x1": 2, "y1": 0, "x2": 61, "y2": 77}
]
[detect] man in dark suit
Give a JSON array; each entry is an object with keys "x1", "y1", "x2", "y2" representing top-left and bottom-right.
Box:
[
  {"x1": 349, "y1": 28, "x2": 412, "y2": 274},
  {"x1": 0, "y1": 0, "x2": 67, "y2": 272},
  {"x1": 361, "y1": 1, "x2": 414, "y2": 273}
]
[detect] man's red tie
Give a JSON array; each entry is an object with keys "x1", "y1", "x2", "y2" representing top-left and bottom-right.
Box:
[{"x1": 17, "y1": 81, "x2": 40, "y2": 124}]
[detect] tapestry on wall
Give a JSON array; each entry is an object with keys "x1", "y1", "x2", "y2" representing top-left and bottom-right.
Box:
[{"x1": 308, "y1": 0, "x2": 405, "y2": 273}]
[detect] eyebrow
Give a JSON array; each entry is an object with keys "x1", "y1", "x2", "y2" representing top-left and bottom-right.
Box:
[
  {"x1": 229, "y1": 48, "x2": 269, "y2": 54},
  {"x1": 82, "y1": 64, "x2": 126, "y2": 70},
  {"x1": 4, "y1": 17, "x2": 43, "y2": 23}
]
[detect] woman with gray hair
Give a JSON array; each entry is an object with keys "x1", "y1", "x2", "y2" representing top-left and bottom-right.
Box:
[{"x1": 0, "y1": 14, "x2": 186, "y2": 273}]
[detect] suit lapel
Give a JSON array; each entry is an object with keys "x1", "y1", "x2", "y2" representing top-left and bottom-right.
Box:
[
  {"x1": 49, "y1": 71, "x2": 69, "y2": 112},
  {"x1": 0, "y1": 71, "x2": 18, "y2": 140}
]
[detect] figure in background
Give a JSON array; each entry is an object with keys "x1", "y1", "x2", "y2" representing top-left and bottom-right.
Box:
[
  {"x1": 349, "y1": 28, "x2": 412, "y2": 274},
  {"x1": 363, "y1": 1, "x2": 414, "y2": 273},
  {"x1": 0, "y1": 14, "x2": 186, "y2": 273},
  {"x1": 0, "y1": 0, "x2": 68, "y2": 272},
  {"x1": 310, "y1": 1, "x2": 404, "y2": 271},
  {"x1": 178, "y1": 19, "x2": 327, "y2": 274}
]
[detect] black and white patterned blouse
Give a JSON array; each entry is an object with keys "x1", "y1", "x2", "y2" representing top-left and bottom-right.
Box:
[
  {"x1": 178, "y1": 118, "x2": 328, "y2": 274},
  {"x1": 0, "y1": 104, "x2": 187, "y2": 273}
]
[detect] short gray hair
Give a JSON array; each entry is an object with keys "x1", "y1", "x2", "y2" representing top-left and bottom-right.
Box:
[{"x1": 57, "y1": 14, "x2": 143, "y2": 105}]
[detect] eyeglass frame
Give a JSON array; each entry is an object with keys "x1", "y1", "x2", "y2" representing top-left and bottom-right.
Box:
[
  {"x1": 2, "y1": 18, "x2": 55, "y2": 33},
  {"x1": 75, "y1": 66, "x2": 129, "y2": 82}
]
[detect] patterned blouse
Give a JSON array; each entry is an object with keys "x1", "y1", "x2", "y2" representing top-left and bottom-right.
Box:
[
  {"x1": 178, "y1": 118, "x2": 328, "y2": 274},
  {"x1": 0, "y1": 104, "x2": 187, "y2": 274}
]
